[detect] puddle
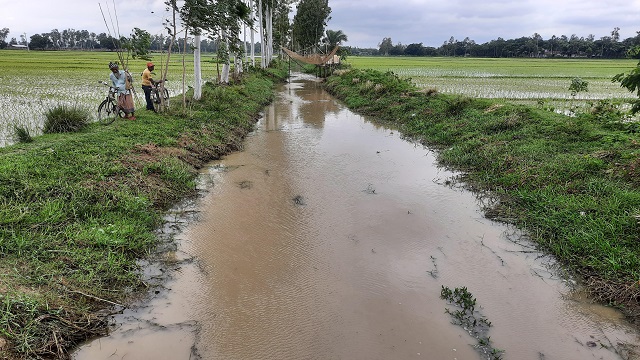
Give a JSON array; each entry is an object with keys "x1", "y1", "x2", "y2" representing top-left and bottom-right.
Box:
[{"x1": 73, "y1": 74, "x2": 640, "y2": 360}]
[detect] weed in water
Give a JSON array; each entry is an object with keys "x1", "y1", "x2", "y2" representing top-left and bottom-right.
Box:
[{"x1": 440, "y1": 285, "x2": 505, "y2": 360}]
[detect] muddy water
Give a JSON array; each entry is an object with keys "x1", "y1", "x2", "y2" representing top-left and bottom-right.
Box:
[{"x1": 73, "y1": 74, "x2": 640, "y2": 360}]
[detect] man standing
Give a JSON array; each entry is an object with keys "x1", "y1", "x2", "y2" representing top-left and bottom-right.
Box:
[{"x1": 141, "y1": 62, "x2": 157, "y2": 112}]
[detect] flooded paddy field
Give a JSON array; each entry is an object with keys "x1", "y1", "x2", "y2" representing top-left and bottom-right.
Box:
[
  {"x1": 0, "y1": 50, "x2": 215, "y2": 146},
  {"x1": 348, "y1": 56, "x2": 638, "y2": 114}
]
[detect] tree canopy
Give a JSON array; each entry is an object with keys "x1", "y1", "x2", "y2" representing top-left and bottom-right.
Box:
[
  {"x1": 322, "y1": 29, "x2": 347, "y2": 49},
  {"x1": 291, "y1": 0, "x2": 331, "y2": 52},
  {"x1": 367, "y1": 29, "x2": 640, "y2": 59}
]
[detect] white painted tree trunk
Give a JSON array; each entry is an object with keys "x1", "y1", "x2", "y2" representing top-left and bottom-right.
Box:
[
  {"x1": 221, "y1": 30, "x2": 230, "y2": 84},
  {"x1": 193, "y1": 34, "x2": 202, "y2": 100},
  {"x1": 236, "y1": 55, "x2": 243, "y2": 76},
  {"x1": 258, "y1": 0, "x2": 265, "y2": 68},
  {"x1": 221, "y1": 61, "x2": 230, "y2": 83},
  {"x1": 243, "y1": 23, "x2": 248, "y2": 66},
  {"x1": 250, "y1": 0, "x2": 255, "y2": 66},
  {"x1": 266, "y1": 6, "x2": 273, "y2": 65}
]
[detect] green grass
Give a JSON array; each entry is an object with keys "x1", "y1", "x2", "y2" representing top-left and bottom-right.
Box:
[
  {"x1": 0, "y1": 61, "x2": 287, "y2": 359},
  {"x1": 326, "y1": 68, "x2": 640, "y2": 321}
]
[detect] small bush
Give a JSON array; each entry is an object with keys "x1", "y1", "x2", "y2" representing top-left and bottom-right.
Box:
[
  {"x1": 569, "y1": 77, "x2": 589, "y2": 97},
  {"x1": 12, "y1": 125, "x2": 33, "y2": 143},
  {"x1": 43, "y1": 105, "x2": 90, "y2": 134}
]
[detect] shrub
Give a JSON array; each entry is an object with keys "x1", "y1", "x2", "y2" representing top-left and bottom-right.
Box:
[{"x1": 43, "y1": 105, "x2": 90, "y2": 134}]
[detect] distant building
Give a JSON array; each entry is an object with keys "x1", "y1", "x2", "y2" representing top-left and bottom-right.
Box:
[{"x1": 8, "y1": 44, "x2": 28, "y2": 50}]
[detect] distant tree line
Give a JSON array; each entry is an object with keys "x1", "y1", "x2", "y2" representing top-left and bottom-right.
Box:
[
  {"x1": 346, "y1": 28, "x2": 640, "y2": 59},
  {"x1": 0, "y1": 27, "x2": 263, "y2": 53}
]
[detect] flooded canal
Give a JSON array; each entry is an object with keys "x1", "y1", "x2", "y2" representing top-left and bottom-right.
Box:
[{"x1": 73, "y1": 74, "x2": 640, "y2": 360}]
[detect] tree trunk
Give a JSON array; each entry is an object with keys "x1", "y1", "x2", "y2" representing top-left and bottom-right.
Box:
[
  {"x1": 267, "y1": 5, "x2": 273, "y2": 65},
  {"x1": 250, "y1": 0, "x2": 255, "y2": 66},
  {"x1": 161, "y1": 2, "x2": 178, "y2": 112},
  {"x1": 221, "y1": 30, "x2": 230, "y2": 83},
  {"x1": 182, "y1": 32, "x2": 187, "y2": 109},
  {"x1": 258, "y1": 0, "x2": 265, "y2": 68},
  {"x1": 194, "y1": 34, "x2": 202, "y2": 100}
]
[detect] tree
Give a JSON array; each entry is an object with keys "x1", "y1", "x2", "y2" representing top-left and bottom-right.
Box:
[
  {"x1": 123, "y1": 28, "x2": 152, "y2": 60},
  {"x1": 322, "y1": 29, "x2": 347, "y2": 49},
  {"x1": 29, "y1": 34, "x2": 52, "y2": 50},
  {"x1": 378, "y1": 37, "x2": 393, "y2": 56},
  {"x1": 97, "y1": 33, "x2": 118, "y2": 50},
  {"x1": 0, "y1": 27, "x2": 9, "y2": 48},
  {"x1": 569, "y1": 77, "x2": 588, "y2": 97},
  {"x1": 405, "y1": 43, "x2": 426, "y2": 56},
  {"x1": 270, "y1": 0, "x2": 295, "y2": 59},
  {"x1": 613, "y1": 62, "x2": 640, "y2": 113},
  {"x1": 0, "y1": 28, "x2": 9, "y2": 42},
  {"x1": 291, "y1": 0, "x2": 331, "y2": 52},
  {"x1": 389, "y1": 43, "x2": 405, "y2": 55},
  {"x1": 462, "y1": 37, "x2": 475, "y2": 56},
  {"x1": 531, "y1": 33, "x2": 542, "y2": 57}
]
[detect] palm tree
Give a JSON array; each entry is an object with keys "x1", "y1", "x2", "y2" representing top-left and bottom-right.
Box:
[{"x1": 322, "y1": 29, "x2": 347, "y2": 50}]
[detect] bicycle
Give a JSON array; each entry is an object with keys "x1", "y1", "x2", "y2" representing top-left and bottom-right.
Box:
[
  {"x1": 97, "y1": 81, "x2": 125, "y2": 125},
  {"x1": 150, "y1": 80, "x2": 170, "y2": 112}
]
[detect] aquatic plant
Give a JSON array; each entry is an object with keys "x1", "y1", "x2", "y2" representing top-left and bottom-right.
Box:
[{"x1": 440, "y1": 286, "x2": 504, "y2": 359}]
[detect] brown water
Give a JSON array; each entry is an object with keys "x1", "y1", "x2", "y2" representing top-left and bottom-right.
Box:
[{"x1": 73, "y1": 74, "x2": 640, "y2": 360}]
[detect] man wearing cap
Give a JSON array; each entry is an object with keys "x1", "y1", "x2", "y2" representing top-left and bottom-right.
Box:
[{"x1": 141, "y1": 62, "x2": 157, "y2": 112}]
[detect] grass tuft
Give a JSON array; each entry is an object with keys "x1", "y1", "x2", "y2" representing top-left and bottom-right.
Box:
[
  {"x1": 12, "y1": 125, "x2": 32, "y2": 143},
  {"x1": 43, "y1": 105, "x2": 90, "y2": 134}
]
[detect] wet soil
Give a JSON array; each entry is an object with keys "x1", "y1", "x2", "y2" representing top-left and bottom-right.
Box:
[{"x1": 73, "y1": 74, "x2": 640, "y2": 360}]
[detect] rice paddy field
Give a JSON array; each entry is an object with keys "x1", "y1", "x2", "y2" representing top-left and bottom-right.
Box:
[
  {"x1": 345, "y1": 56, "x2": 639, "y2": 111},
  {"x1": 0, "y1": 50, "x2": 221, "y2": 146},
  {"x1": 2, "y1": 52, "x2": 639, "y2": 147}
]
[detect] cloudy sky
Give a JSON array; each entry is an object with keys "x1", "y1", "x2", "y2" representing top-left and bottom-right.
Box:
[{"x1": 1, "y1": 0, "x2": 640, "y2": 49}]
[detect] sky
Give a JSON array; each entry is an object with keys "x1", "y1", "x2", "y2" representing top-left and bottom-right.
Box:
[{"x1": 1, "y1": 0, "x2": 640, "y2": 49}]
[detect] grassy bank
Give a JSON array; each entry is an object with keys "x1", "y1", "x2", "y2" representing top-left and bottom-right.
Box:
[
  {"x1": 325, "y1": 68, "x2": 640, "y2": 324},
  {"x1": 0, "y1": 65, "x2": 288, "y2": 359}
]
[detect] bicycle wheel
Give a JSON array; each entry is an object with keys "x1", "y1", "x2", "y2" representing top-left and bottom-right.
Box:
[
  {"x1": 151, "y1": 88, "x2": 170, "y2": 111},
  {"x1": 161, "y1": 88, "x2": 170, "y2": 107},
  {"x1": 97, "y1": 99, "x2": 117, "y2": 125}
]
